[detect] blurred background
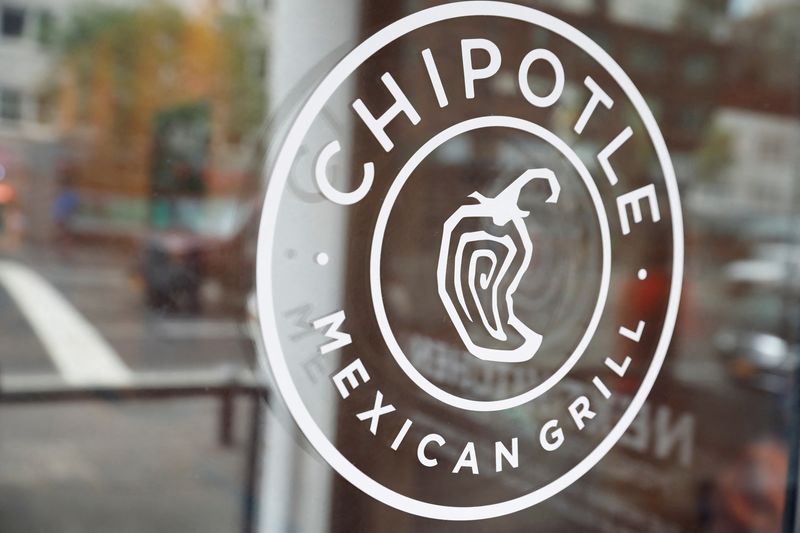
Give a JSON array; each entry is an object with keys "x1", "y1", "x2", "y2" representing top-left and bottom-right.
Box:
[{"x1": 0, "y1": 0, "x2": 798, "y2": 532}]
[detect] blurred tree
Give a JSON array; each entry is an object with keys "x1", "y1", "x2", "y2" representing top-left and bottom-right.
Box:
[{"x1": 51, "y1": 1, "x2": 267, "y2": 196}]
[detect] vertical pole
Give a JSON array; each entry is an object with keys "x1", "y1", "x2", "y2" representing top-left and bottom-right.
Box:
[
  {"x1": 243, "y1": 390, "x2": 265, "y2": 533},
  {"x1": 220, "y1": 388, "x2": 235, "y2": 447}
]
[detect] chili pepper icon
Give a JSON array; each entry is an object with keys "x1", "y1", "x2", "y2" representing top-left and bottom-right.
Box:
[{"x1": 437, "y1": 168, "x2": 560, "y2": 363}]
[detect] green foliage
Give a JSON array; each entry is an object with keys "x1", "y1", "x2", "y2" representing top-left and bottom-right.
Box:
[
  {"x1": 218, "y1": 11, "x2": 268, "y2": 141},
  {"x1": 55, "y1": 1, "x2": 267, "y2": 144},
  {"x1": 58, "y1": 2, "x2": 185, "y2": 52}
]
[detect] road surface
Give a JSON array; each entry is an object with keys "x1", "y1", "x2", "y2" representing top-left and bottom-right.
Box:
[{"x1": 0, "y1": 246, "x2": 256, "y2": 533}]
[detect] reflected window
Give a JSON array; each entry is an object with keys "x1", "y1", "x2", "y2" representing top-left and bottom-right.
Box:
[
  {"x1": 538, "y1": 0, "x2": 594, "y2": 15},
  {"x1": 585, "y1": 29, "x2": 613, "y2": 54},
  {"x1": 530, "y1": 28, "x2": 550, "y2": 48},
  {"x1": 684, "y1": 54, "x2": 717, "y2": 85},
  {"x1": 629, "y1": 42, "x2": 664, "y2": 74},
  {"x1": 610, "y1": 0, "x2": 685, "y2": 30},
  {"x1": 1, "y1": 5, "x2": 25, "y2": 38},
  {"x1": 759, "y1": 134, "x2": 787, "y2": 161},
  {"x1": 678, "y1": 105, "x2": 707, "y2": 131},
  {"x1": 35, "y1": 92, "x2": 54, "y2": 124},
  {"x1": 645, "y1": 94, "x2": 664, "y2": 121},
  {"x1": 0, "y1": 88, "x2": 22, "y2": 122}
]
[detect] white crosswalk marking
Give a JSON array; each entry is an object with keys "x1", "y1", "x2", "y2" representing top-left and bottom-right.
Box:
[{"x1": 0, "y1": 260, "x2": 131, "y2": 385}]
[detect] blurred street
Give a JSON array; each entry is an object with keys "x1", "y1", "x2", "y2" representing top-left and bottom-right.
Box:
[
  {"x1": 0, "y1": 245, "x2": 252, "y2": 375},
  {"x1": 0, "y1": 2, "x2": 268, "y2": 530},
  {"x1": 0, "y1": 244, "x2": 257, "y2": 533}
]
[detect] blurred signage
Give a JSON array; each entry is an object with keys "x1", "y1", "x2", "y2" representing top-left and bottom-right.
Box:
[
  {"x1": 257, "y1": 1, "x2": 684, "y2": 520},
  {"x1": 151, "y1": 101, "x2": 210, "y2": 198}
]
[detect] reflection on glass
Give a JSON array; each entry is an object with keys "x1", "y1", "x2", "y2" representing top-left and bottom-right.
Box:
[{"x1": 0, "y1": 0, "x2": 797, "y2": 532}]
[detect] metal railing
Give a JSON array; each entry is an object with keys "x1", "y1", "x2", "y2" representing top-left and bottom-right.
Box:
[{"x1": 0, "y1": 366, "x2": 268, "y2": 533}]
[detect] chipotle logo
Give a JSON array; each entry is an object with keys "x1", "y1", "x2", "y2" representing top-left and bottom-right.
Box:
[
  {"x1": 257, "y1": 1, "x2": 683, "y2": 521},
  {"x1": 437, "y1": 168, "x2": 560, "y2": 363}
]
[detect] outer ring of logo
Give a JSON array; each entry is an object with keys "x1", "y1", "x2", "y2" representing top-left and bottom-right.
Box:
[
  {"x1": 370, "y1": 116, "x2": 612, "y2": 412},
  {"x1": 256, "y1": 1, "x2": 684, "y2": 521}
]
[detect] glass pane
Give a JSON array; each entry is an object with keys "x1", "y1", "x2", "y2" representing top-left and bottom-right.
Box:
[{"x1": 0, "y1": 1, "x2": 797, "y2": 532}]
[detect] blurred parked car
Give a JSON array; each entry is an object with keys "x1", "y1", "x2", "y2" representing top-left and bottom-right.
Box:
[
  {"x1": 715, "y1": 327, "x2": 799, "y2": 393},
  {"x1": 715, "y1": 258, "x2": 800, "y2": 393},
  {"x1": 140, "y1": 197, "x2": 258, "y2": 314}
]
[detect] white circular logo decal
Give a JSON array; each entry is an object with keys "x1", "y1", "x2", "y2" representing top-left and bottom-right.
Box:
[{"x1": 257, "y1": 1, "x2": 683, "y2": 521}]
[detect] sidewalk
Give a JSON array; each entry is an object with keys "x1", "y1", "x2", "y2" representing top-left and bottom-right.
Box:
[{"x1": 0, "y1": 397, "x2": 253, "y2": 533}]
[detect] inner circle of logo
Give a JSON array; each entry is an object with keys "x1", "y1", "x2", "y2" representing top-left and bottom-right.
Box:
[
  {"x1": 256, "y1": 1, "x2": 684, "y2": 521},
  {"x1": 370, "y1": 115, "x2": 612, "y2": 412}
]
